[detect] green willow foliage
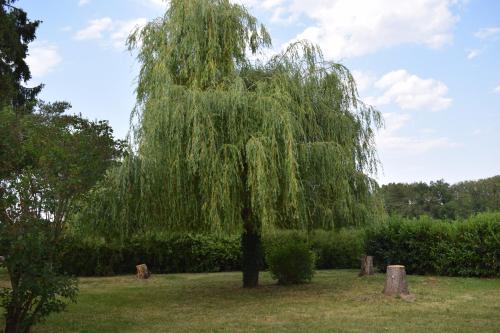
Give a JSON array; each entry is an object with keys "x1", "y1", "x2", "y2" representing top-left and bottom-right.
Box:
[{"x1": 78, "y1": 0, "x2": 382, "y2": 237}]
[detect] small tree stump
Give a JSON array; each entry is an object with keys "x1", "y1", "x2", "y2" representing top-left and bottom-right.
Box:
[
  {"x1": 383, "y1": 265, "x2": 409, "y2": 296},
  {"x1": 136, "y1": 264, "x2": 150, "y2": 279},
  {"x1": 358, "y1": 255, "x2": 374, "y2": 276}
]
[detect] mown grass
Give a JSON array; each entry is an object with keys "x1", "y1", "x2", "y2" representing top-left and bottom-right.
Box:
[{"x1": 1, "y1": 270, "x2": 499, "y2": 332}]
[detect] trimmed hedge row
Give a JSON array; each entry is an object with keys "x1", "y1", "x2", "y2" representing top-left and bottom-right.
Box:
[
  {"x1": 60, "y1": 233, "x2": 242, "y2": 276},
  {"x1": 61, "y1": 213, "x2": 500, "y2": 277},
  {"x1": 365, "y1": 213, "x2": 500, "y2": 277},
  {"x1": 310, "y1": 229, "x2": 365, "y2": 269},
  {"x1": 60, "y1": 230, "x2": 365, "y2": 276}
]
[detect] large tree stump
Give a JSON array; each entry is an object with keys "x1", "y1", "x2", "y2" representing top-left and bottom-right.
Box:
[
  {"x1": 136, "y1": 264, "x2": 151, "y2": 279},
  {"x1": 358, "y1": 255, "x2": 374, "y2": 276},
  {"x1": 383, "y1": 265, "x2": 409, "y2": 296}
]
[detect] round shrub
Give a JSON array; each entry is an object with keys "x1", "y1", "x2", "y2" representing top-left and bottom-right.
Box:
[{"x1": 266, "y1": 236, "x2": 316, "y2": 285}]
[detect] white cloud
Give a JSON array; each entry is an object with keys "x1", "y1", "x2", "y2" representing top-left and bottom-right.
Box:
[
  {"x1": 243, "y1": 0, "x2": 460, "y2": 59},
  {"x1": 110, "y1": 18, "x2": 148, "y2": 49},
  {"x1": 474, "y1": 27, "x2": 500, "y2": 40},
  {"x1": 378, "y1": 135, "x2": 455, "y2": 154},
  {"x1": 149, "y1": 0, "x2": 165, "y2": 6},
  {"x1": 420, "y1": 128, "x2": 437, "y2": 135},
  {"x1": 142, "y1": 0, "x2": 169, "y2": 9},
  {"x1": 74, "y1": 17, "x2": 113, "y2": 40},
  {"x1": 366, "y1": 70, "x2": 452, "y2": 111},
  {"x1": 26, "y1": 42, "x2": 62, "y2": 78},
  {"x1": 466, "y1": 49, "x2": 481, "y2": 60},
  {"x1": 351, "y1": 70, "x2": 376, "y2": 93},
  {"x1": 74, "y1": 17, "x2": 147, "y2": 49},
  {"x1": 78, "y1": 0, "x2": 90, "y2": 6},
  {"x1": 355, "y1": 71, "x2": 455, "y2": 154},
  {"x1": 381, "y1": 112, "x2": 411, "y2": 133},
  {"x1": 377, "y1": 112, "x2": 455, "y2": 154},
  {"x1": 494, "y1": 85, "x2": 500, "y2": 94}
]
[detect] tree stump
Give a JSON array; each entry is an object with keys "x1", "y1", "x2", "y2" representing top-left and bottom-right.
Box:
[
  {"x1": 136, "y1": 264, "x2": 150, "y2": 279},
  {"x1": 383, "y1": 265, "x2": 409, "y2": 296},
  {"x1": 358, "y1": 255, "x2": 374, "y2": 276}
]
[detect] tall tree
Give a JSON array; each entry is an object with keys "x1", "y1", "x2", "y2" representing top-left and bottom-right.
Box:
[
  {"x1": 1, "y1": 3, "x2": 124, "y2": 331},
  {"x1": 0, "y1": 0, "x2": 41, "y2": 185},
  {"x1": 0, "y1": 102, "x2": 123, "y2": 333},
  {"x1": 90, "y1": 0, "x2": 381, "y2": 287},
  {"x1": 0, "y1": 0, "x2": 41, "y2": 108}
]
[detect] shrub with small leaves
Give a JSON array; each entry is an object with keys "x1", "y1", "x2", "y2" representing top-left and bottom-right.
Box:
[{"x1": 265, "y1": 234, "x2": 316, "y2": 285}]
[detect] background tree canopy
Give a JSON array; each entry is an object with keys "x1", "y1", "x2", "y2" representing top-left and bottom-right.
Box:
[{"x1": 380, "y1": 175, "x2": 500, "y2": 219}]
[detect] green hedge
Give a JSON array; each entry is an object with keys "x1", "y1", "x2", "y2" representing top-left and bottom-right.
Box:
[
  {"x1": 60, "y1": 230, "x2": 364, "y2": 276},
  {"x1": 61, "y1": 213, "x2": 500, "y2": 278},
  {"x1": 59, "y1": 233, "x2": 242, "y2": 276},
  {"x1": 310, "y1": 229, "x2": 365, "y2": 269},
  {"x1": 365, "y1": 213, "x2": 500, "y2": 277}
]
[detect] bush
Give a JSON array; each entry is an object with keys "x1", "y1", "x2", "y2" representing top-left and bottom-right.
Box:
[
  {"x1": 265, "y1": 233, "x2": 316, "y2": 285},
  {"x1": 310, "y1": 229, "x2": 364, "y2": 269},
  {"x1": 365, "y1": 213, "x2": 500, "y2": 277},
  {"x1": 0, "y1": 223, "x2": 78, "y2": 333}
]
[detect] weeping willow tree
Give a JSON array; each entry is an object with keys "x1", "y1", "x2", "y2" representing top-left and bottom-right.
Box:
[{"x1": 79, "y1": 0, "x2": 382, "y2": 287}]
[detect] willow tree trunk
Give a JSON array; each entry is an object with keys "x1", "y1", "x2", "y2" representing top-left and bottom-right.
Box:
[
  {"x1": 4, "y1": 310, "x2": 22, "y2": 333},
  {"x1": 241, "y1": 226, "x2": 261, "y2": 288},
  {"x1": 241, "y1": 159, "x2": 262, "y2": 288}
]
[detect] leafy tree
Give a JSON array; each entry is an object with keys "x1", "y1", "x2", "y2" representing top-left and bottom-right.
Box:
[
  {"x1": 452, "y1": 176, "x2": 500, "y2": 218},
  {"x1": 0, "y1": 102, "x2": 123, "y2": 332},
  {"x1": 0, "y1": 0, "x2": 41, "y2": 108},
  {"x1": 0, "y1": 0, "x2": 40, "y2": 183},
  {"x1": 380, "y1": 176, "x2": 500, "y2": 219},
  {"x1": 1, "y1": 2, "x2": 125, "y2": 331},
  {"x1": 86, "y1": 0, "x2": 381, "y2": 287}
]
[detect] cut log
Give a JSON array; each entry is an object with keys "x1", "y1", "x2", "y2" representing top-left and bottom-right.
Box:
[
  {"x1": 383, "y1": 265, "x2": 409, "y2": 296},
  {"x1": 358, "y1": 255, "x2": 374, "y2": 276},
  {"x1": 136, "y1": 264, "x2": 151, "y2": 279}
]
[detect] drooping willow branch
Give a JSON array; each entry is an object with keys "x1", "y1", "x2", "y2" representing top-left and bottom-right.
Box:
[{"x1": 80, "y1": 0, "x2": 383, "y2": 238}]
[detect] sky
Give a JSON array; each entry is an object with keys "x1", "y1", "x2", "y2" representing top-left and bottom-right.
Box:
[{"x1": 17, "y1": 0, "x2": 500, "y2": 184}]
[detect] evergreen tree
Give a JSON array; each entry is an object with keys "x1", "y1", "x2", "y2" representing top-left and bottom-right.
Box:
[{"x1": 0, "y1": 0, "x2": 41, "y2": 108}]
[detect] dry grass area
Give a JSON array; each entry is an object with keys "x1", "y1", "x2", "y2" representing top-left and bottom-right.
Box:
[{"x1": 1, "y1": 269, "x2": 499, "y2": 332}]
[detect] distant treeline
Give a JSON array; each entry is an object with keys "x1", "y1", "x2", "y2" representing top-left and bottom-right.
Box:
[{"x1": 380, "y1": 175, "x2": 500, "y2": 219}]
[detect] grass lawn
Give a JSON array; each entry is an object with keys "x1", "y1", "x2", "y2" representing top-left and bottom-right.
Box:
[{"x1": 1, "y1": 269, "x2": 499, "y2": 332}]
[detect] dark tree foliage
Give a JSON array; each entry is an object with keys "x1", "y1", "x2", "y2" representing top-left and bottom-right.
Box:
[
  {"x1": 0, "y1": 101, "x2": 124, "y2": 333},
  {"x1": 0, "y1": 2, "x2": 124, "y2": 331},
  {"x1": 380, "y1": 176, "x2": 500, "y2": 219},
  {"x1": 0, "y1": 0, "x2": 42, "y2": 108}
]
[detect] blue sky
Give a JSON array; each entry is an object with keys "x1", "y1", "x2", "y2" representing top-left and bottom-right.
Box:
[{"x1": 18, "y1": 0, "x2": 500, "y2": 184}]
